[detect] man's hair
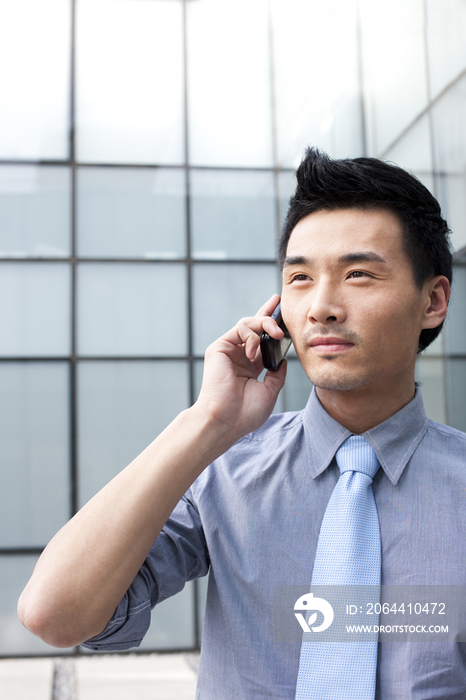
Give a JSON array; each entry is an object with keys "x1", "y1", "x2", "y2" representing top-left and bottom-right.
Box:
[{"x1": 279, "y1": 147, "x2": 452, "y2": 353}]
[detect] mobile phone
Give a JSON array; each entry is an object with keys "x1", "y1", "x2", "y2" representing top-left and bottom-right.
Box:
[{"x1": 260, "y1": 302, "x2": 293, "y2": 371}]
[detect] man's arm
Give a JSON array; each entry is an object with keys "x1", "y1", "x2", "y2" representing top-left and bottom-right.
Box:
[{"x1": 17, "y1": 295, "x2": 287, "y2": 649}]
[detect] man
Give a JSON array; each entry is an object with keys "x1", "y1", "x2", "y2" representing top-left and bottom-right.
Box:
[{"x1": 19, "y1": 149, "x2": 464, "y2": 698}]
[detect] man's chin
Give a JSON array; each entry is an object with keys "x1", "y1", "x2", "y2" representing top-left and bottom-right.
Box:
[{"x1": 303, "y1": 366, "x2": 372, "y2": 393}]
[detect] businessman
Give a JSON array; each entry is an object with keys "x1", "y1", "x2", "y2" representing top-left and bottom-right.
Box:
[{"x1": 20, "y1": 149, "x2": 465, "y2": 698}]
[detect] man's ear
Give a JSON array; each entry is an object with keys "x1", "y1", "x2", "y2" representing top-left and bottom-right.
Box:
[{"x1": 421, "y1": 275, "x2": 450, "y2": 330}]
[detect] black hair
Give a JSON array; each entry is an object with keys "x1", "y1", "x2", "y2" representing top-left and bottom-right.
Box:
[{"x1": 279, "y1": 147, "x2": 452, "y2": 353}]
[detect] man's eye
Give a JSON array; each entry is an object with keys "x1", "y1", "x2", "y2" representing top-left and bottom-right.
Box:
[
  {"x1": 291, "y1": 274, "x2": 309, "y2": 282},
  {"x1": 348, "y1": 271, "x2": 368, "y2": 278}
]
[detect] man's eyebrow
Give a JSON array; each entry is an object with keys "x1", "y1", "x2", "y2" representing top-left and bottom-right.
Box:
[
  {"x1": 283, "y1": 252, "x2": 388, "y2": 267},
  {"x1": 339, "y1": 252, "x2": 388, "y2": 264},
  {"x1": 283, "y1": 255, "x2": 311, "y2": 267}
]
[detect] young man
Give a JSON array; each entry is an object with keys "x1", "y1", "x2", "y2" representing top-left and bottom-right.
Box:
[{"x1": 19, "y1": 149, "x2": 464, "y2": 698}]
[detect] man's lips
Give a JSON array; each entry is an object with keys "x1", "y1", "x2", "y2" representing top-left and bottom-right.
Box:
[{"x1": 310, "y1": 337, "x2": 355, "y2": 353}]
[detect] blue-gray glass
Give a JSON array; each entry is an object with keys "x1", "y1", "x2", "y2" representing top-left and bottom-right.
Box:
[
  {"x1": 382, "y1": 114, "x2": 434, "y2": 194},
  {"x1": 139, "y1": 582, "x2": 196, "y2": 650},
  {"x1": 0, "y1": 555, "x2": 72, "y2": 655},
  {"x1": 426, "y1": 0, "x2": 466, "y2": 98},
  {"x1": 0, "y1": 363, "x2": 69, "y2": 547},
  {"x1": 0, "y1": 166, "x2": 70, "y2": 257},
  {"x1": 281, "y1": 358, "x2": 313, "y2": 412},
  {"x1": 278, "y1": 170, "x2": 296, "y2": 229},
  {"x1": 186, "y1": 0, "x2": 273, "y2": 167},
  {"x1": 444, "y1": 265, "x2": 466, "y2": 356},
  {"x1": 358, "y1": 0, "x2": 428, "y2": 156},
  {"x1": 0, "y1": 262, "x2": 71, "y2": 357},
  {"x1": 77, "y1": 361, "x2": 190, "y2": 506},
  {"x1": 77, "y1": 168, "x2": 186, "y2": 259},
  {"x1": 446, "y1": 358, "x2": 466, "y2": 432},
  {"x1": 192, "y1": 263, "x2": 279, "y2": 355},
  {"x1": 76, "y1": 0, "x2": 184, "y2": 165},
  {"x1": 271, "y1": 0, "x2": 362, "y2": 166},
  {"x1": 414, "y1": 357, "x2": 446, "y2": 424},
  {"x1": 190, "y1": 170, "x2": 276, "y2": 260},
  {"x1": 432, "y1": 74, "x2": 466, "y2": 252},
  {"x1": 77, "y1": 263, "x2": 187, "y2": 356},
  {"x1": 0, "y1": 1, "x2": 71, "y2": 160}
]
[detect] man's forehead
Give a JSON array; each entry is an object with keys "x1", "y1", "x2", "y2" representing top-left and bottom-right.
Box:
[{"x1": 285, "y1": 207, "x2": 405, "y2": 258}]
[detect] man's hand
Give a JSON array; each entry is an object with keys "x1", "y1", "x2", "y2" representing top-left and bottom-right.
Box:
[{"x1": 194, "y1": 294, "x2": 287, "y2": 441}]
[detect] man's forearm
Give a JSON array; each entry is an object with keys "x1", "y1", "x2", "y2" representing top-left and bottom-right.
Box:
[
  {"x1": 17, "y1": 405, "x2": 236, "y2": 648},
  {"x1": 18, "y1": 296, "x2": 287, "y2": 649}
]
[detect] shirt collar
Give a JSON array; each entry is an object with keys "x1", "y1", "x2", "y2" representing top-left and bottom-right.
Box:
[{"x1": 303, "y1": 385, "x2": 428, "y2": 485}]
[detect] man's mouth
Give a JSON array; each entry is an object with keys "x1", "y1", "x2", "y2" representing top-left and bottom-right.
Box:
[{"x1": 309, "y1": 337, "x2": 355, "y2": 353}]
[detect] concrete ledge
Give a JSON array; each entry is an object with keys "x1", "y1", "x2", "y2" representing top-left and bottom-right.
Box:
[
  {"x1": 0, "y1": 658, "x2": 54, "y2": 700},
  {"x1": 75, "y1": 653, "x2": 198, "y2": 700},
  {"x1": 0, "y1": 653, "x2": 199, "y2": 700}
]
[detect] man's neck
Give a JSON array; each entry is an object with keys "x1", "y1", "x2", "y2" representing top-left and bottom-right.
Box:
[{"x1": 315, "y1": 380, "x2": 417, "y2": 434}]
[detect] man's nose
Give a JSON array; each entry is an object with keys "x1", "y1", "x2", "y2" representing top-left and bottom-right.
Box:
[{"x1": 307, "y1": 282, "x2": 346, "y2": 324}]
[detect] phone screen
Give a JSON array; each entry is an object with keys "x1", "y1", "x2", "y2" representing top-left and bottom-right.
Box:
[{"x1": 260, "y1": 302, "x2": 293, "y2": 371}]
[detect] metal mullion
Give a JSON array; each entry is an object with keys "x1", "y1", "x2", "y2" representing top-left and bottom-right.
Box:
[
  {"x1": 0, "y1": 257, "x2": 278, "y2": 265},
  {"x1": 77, "y1": 355, "x2": 191, "y2": 362},
  {"x1": 181, "y1": 0, "x2": 200, "y2": 653},
  {"x1": 0, "y1": 548, "x2": 45, "y2": 556},
  {"x1": 0, "y1": 159, "x2": 72, "y2": 166},
  {"x1": 70, "y1": 0, "x2": 78, "y2": 522},
  {"x1": 0, "y1": 357, "x2": 71, "y2": 362},
  {"x1": 0, "y1": 158, "x2": 295, "y2": 174},
  {"x1": 356, "y1": 0, "x2": 368, "y2": 157}
]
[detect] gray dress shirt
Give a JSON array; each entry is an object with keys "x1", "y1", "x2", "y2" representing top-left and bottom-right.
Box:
[{"x1": 83, "y1": 387, "x2": 466, "y2": 699}]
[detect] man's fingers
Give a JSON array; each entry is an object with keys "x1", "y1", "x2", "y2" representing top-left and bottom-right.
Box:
[
  {"x1": 221, "y1": 315, "x2": 284, "y2": 360},
  {"x1": 255, "y1": 294, "x2": 281, "y2": 318}
]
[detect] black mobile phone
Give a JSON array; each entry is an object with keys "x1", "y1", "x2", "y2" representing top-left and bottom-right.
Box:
[{"x1": 260, "y1": 302, "x2": 293, "y2": 371}]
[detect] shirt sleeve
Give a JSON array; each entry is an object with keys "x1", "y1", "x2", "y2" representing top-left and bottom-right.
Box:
[{"x1": 81, "y1": 489, "x2": 209, "y2": 652}]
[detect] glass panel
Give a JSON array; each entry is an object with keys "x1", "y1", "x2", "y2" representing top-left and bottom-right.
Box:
[
  {"x1": 278, "y1": 171, "x2": 296, "y2": 231},
  {"x1": 359, "y1": 0, "x2": 428, "y2": 156},
  {"x1": 382, "y1": 114, "x2": 434, "y2": 193},
  {"x1": 0, "y1": 363, "x2": 69, "y2": 547},
  {"x1": 77, "y1": 168, "x2": 186, "y2": 259},
  {"x1": 192, "y1": 263, "x2": 279, "y2": 355},
  {"x1": 77, "y1": 263, "x2": 187, "y2": 356},
  {"x1": 139, "y1": 583, "x2": 196, "y2": 650},
  {"x1": 281, "y1": 359, "x2": 312, "y2": 413},
  {"x1": 446, "y1": 358, "x2": 466, "y2": 432},
  {"x1": 197, "y1": 575, "x2": 208, "y2": 644},
  {"x1": 271, "y1": 0, "x2": 362, "y2": 167},
  {"x1": 432, "y1": 75, "x2": 466, "y2": 252},
  {"x1": 190, "y1": 170, "x2": 276, "y2": 260},
  {"x1": 0, "y1": 0, "x2": 70, "y2": 160},
  {"x1": 78, "y1": 360, "x2": 190, "y2": 505},
  {"x1": 421, "y1": 330, "x2": 444, "y2": 358},
  {"x1": 414, "y1": 357, "x2": 446, "y2": 424},
  {"x1": 426, "y1": 0, "x2": 466, "y2": 99},
  {"x1": 0, "y1": 263, "x2": 71, "y2": 357},
  {"x1": 0, "y1": 555, "x2": 73, "y2": 655},
  {"x1": 0, "y1": 166, "x2": 70, "y2": 258},
  {"x1": 444, "y1": 265, "x2": 466, "y2": 356},
  {"x1": 435, "y1": 175, "x2": 466, "y2": 254},
  {"x1": 187, "y1": 0, "x2": 273, "y2": 167},
  {"x1": 76, "y1": 0, "x2": 184, "y2": 165}
]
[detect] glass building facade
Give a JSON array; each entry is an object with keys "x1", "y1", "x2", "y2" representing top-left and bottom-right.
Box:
[{"x1": 0, "y1": 0, "x2": 465, "y2": 656}]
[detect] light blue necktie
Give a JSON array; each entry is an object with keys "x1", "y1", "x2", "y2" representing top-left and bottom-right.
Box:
[{"x1": 295, "y1": 435, "x2": 381, "y2": 699}]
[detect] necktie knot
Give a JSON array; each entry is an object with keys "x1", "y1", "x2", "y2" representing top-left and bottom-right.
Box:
[{"x1": 336, "y1": 435, "x2": 380, "y2": 481}]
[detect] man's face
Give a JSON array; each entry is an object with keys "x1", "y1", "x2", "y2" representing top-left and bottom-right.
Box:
[{"x1": 280, "y1": 207, "x2": 432, "y2": 396}]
